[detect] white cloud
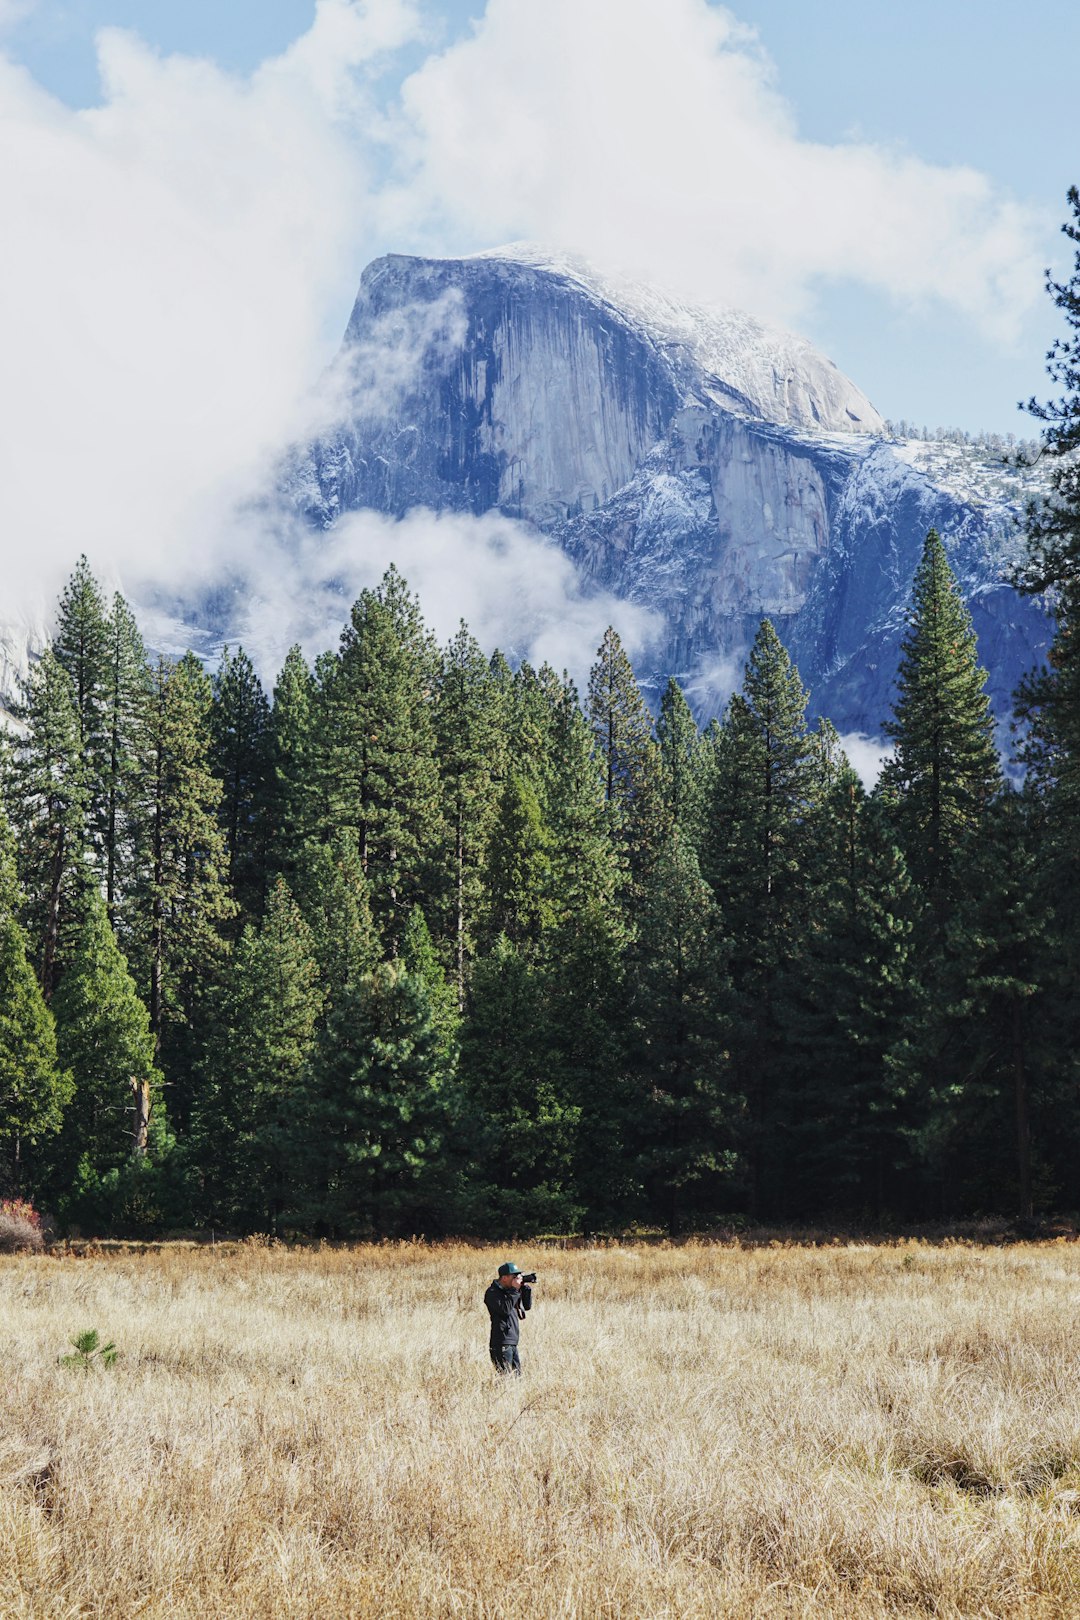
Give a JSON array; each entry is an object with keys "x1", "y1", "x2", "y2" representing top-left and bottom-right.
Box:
[
  {"x1": 0, "y1": 0, "x2": 420, "y2": 614},
  {"x1": 221, "y1": 506, "x2": 662, "y2": 693},
  {"x1": 838, "y1": 732, "x2": 893, "y2": 789},
  {"x1": 392, "y1": 0, "x2": 1042, "y2": 341}
]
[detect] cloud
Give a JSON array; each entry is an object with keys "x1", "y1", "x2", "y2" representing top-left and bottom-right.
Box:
[
  {"x1": 0, "y1": 0, "x2": 420, "y2": 615},
  {"x1": 209, "y1": 505, "x2": 662, "y2": 692},
  {"x1": 392, "y1": 0, "x2": 1042, "y2": 341},
  {"x1": 838, "y1": 732, "x2": 893, "y2": 789}
]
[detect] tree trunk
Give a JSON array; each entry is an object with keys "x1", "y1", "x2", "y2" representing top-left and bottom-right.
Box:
[
  {"x1": 1012, "y1": 994, "x2": 1033, "y2": 1220},
  {"x1": 131, "y1": 1077, "x2": 151, "y2": 1157}
]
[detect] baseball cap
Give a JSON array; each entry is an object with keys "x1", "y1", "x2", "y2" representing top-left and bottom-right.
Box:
[{"x1": 497, "y1": 1262, "x2": 522, "y2": 1276}]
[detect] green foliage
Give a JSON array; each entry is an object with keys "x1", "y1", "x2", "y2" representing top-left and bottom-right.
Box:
[
  {"x1": 51, "y1": 883, "x2": 161, "y2": 1186},
  {"x1": 60, "y1": 1328, "x2": 118, "y2": 1372},
  {"x1": 880, "y1": 529, "x2": 1000, "y2": 902}
]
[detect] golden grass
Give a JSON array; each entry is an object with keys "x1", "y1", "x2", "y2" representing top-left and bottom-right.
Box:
[{"x1": 2, "y1": 1240, "x2": 1080, "y2": 1618}]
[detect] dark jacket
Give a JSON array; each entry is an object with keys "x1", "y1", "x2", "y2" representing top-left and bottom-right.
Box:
[{"x1": 484, "y1": 1280, "x2": 532, "y2": 1346}]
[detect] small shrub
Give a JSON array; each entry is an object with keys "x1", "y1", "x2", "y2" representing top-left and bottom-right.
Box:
[
  {"x1": 1, "y1": 1197, "x2": 43, "y2": 1231},
  {"x1": 60, "y1": 1329, "x2": 118, "y2": 1372},
  {"x1": 0, "y1": 1210, "x2": 43, "y2": 1254}
]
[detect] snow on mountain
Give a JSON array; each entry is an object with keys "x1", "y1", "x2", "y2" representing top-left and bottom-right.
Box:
[{"x1": 473, "y1": 243, "x2": 886, "y2": 437}]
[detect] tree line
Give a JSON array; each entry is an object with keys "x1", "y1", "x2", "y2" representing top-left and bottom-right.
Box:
[{"x1": 1, "y1": 195, "x2": 1079, "y2": 1240}]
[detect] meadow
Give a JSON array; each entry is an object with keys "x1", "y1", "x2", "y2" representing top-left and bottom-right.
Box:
[{"x1": 2, "y1": 1239, "x2": 1080, "y2": 1618}]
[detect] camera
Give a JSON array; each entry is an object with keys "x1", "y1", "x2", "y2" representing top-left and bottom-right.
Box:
[{"x1": 520, "y1": 1272, "x2": 537, "y2": 1284}]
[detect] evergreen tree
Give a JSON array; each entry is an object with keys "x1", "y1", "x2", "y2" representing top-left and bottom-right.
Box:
[
  {"x1": 459, "y1": 937, "x2": 584, "y2": 1234},
  {"x1": 929, "y1": 791, "x2": 1062, "y2": 1219},
  {"x1": 266, "y1": 645, "x2": 318, "y2": 883},
  {"x1": 293, "y1": 833, "x2": 380, "y2": 1011},
  {"x1": 307, "y1": 960, "x2": 451, "y2": 1236},
  {"x1": 0, "y1": 807, "x2": 69, "y2": 1194},
  {"x1": 210, "y1": 645, "x2": 271, "y2": 921},
  {"x1": 879, "y1": 529, "x2": 1000, "y2": 903},
  {"x1": 315, "y1": 568, "x2": 442, "y2": 952},
  {"x1": 481, "y1": 773, "x2": 553, "y2": 951},
  {"x1": 586, "y1": 627, "x2": 661, "y2": 877},
  {"x1": 781, "y1": 784, "x2": 921, "y2": 1217},
  {"x1": 100, "y1": 593, "x2": 150, "y2": 930},
  {"x1": 699, "y1": 621, "x2": 822, "y2": 1213},
  {"x1": 9, "y1": 649, "x2": 88, "y2": 997},
  {"x1": 53, "y1": 555, "x2": 109, "y2": 786},
  {"x1": 51, "y1": 883, "x2": 161, "y2": 1186},
  {"x1": 433, "y1": 624, "x2": 502, "y2": 1000},
  {"x1": 194, "y1": 878, "x2": 323, "y2": 1229},
  {"x1": 656, "y1": 676, "x2": 707, "y2": 842},
  {"x1": 628, "y1": 831, "x2": 735, "y2": 1232},
  {"x1": 133, "y1": 654, "x2": 234, "y2": 1124}
]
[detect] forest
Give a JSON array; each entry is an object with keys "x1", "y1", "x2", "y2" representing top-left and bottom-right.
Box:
[{"x1": 2, "y1": 203, "x2": 1080, "y2": 1242}]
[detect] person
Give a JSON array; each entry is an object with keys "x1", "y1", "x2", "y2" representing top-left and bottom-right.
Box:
[{"x1": 484, "y1": 1261, "x2": 533, "y2": 1375}]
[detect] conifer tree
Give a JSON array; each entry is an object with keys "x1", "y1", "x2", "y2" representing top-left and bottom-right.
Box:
[
  {"x1": 306, "y1": 960, "x2": 450, "y2": 1236},
  {"x1": 53, "y1": 555, "x2": 109, "y2": 778},
  {"x1": 210, "y1": 645, "x2": 271, "y2": 921},
  {"x1": 51, "y1": 883, "x2": 160, "y2": 1183},
  {"x1": 656, "y1": 676, "x2": 707, "y2": 842},
  {"x1": 0, "y1": 807, "x2": 69, "y2": 1194},
  {"x1": 10, "y1": 649, "x2": 88, "y2": 997},
  {"x1": 316, "y1": 568, "x2": 442, "y2": 951},
  {"x1": 293, "y1": 833, "x2": 380, "y2": 1012},
  {"x1": 433, "y1": 624, "x2": 503, "y2": 999},
  {"x1": 781, "y1": 784, "x2": 921, "y2": 1217},
  {"x1": 879, "y1": 529, "x2": 1000, "y2": 902},
  {"x1": 100, "y1": 593, "x2": 150, "y2": 930},
  {"x1": 266, "y1": 644, "x2": 317, "y2": 883},
  {"x1": 194, "y1": 878, "x2": 323, "y2": 1229},
  {"x1": 699, "y1": 621, "x2": 821, "y2": 1212},
  {"x1": 459, "y1": 937, "x2": 584, "y2": 1234},
  {"x1": 629, "y1": 831, "x2": 734, "y2": 1232},
  {"x1": 133, "y1": 654, "x2": 234, "y2": 1122},
  {"x1": 930, "y1": 791, "x2": 1060, "y2": 1219},
  {"x1": 481, "y1": 774, "x2": 553, "y2": 950},
  {"x1": 587, "y1": 628, "x2": 661, "y2": 876}
]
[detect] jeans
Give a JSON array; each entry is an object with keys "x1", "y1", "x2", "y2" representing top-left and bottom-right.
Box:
[{"x1": 490, "y1": 1343, "x2": 522, "y2": 1376}]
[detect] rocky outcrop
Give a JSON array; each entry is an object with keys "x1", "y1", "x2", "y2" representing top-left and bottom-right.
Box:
[{"x1": 289, "y1": 249, "x2": 1051, "y2": 737}]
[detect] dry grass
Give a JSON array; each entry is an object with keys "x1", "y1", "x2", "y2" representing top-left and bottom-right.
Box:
[{"x1": 2, "y1": 1240, "x2": 1080, "y2": 1618}]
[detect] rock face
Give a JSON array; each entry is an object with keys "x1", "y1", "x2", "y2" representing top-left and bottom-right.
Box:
[{"x1": 290, "y1": 248, "x2": 1051, "y2": 738}]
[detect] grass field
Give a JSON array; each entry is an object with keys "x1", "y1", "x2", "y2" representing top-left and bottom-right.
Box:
[{"x1": 2, "y1": 1240, "x2": 1080, "y2": 1618}]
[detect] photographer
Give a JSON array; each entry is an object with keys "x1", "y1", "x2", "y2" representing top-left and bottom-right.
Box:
[{"x1": 484, "y1": 1261, "x2": 535, "y2": 1375}]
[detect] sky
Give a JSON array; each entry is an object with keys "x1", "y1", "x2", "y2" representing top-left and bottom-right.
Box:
[{"x1": 0, "y1": 0, "x2": 1076, "y2": 679}]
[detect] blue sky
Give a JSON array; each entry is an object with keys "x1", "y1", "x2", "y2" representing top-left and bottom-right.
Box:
[{"x1": 4, "y1": 0, "x2": 1074, "y2": 434}]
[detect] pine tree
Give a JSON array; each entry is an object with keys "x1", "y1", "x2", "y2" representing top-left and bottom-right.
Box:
[
  {"x1": 315, "y1": 568, "x2": 443, "y2": 952},
  {"x1": 51, "y1": 883, "x2": 160, "y2": 1185},
  {"x1": 586, "y1": 627, "x2": 661, "y2": 877},
  {"x1": 628, "y1": 831, "x2": 734, "y2": 1232},
  {"x1": 266, "y1": 645, "x2": 317, "y2": 883},
  {"x1": 929, "y1": 791, "x2": 1060, "y2": 1219},
  {"x1": 781, "y1": 783, "x2": 921, "y2": 1218},
  {"x1": 210, "y1": 645, "x2": 271, "y2": 921},
  {"x1": 100, "y1": 593, "x2": 150, "y2": 930},
  {"x1": 459, "y1": 937, "x2": 584, "y2": 1234},
  {"x1": 433, "y1": 624, "x2": 502, "y2": 1000},
  {"x1": 53, "y1": 557, "x2": 110, "y2": 797},
  {"x1": 133, "y1": 654, "x2": 234, "y2": 1124},
  {"x1": 656, "y1": 676, "x2": 707, "y2": 842},
  {"x1": 194, "y1": 878, "x2": 323, "y2": 1230},
  {"x1": 307, "y1": 960, "x2": 450, "y2": 1236},
  {"x1": 879, "y1": 528, "x2": 1000, "y2": 903},
  {"x1": 481, "y1": 774, "x2": 553, "y2": 951},
  {"x1": 9, "y1": 649, "x2": 88, "y2": 997},
  {"x1": 699, "y1": 621, "x2": 822, "y2": 1213},
  {"x1": 293, "y1": 833, "x2": 380, "y2": 1012},
  {"x1": 0, "y1": 807, "x2": 69, "y2": 1194}
]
